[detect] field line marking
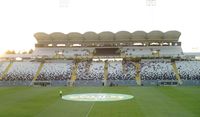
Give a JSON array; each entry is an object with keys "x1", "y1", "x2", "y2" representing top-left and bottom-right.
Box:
[
  {"x1": 85, "y1": 87, "x2": 104, "y2": 117},
  {"x1": 85, "y1": 102, "x2": 95, "y2": 117}
]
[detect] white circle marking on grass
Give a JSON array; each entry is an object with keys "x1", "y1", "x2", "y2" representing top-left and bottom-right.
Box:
[{"x1": 62, "y1": 93, "x2": 134, "y2": 101}]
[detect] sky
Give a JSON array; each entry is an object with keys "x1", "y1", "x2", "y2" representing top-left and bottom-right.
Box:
[{"x1": 0, "y1": 0, "x2": 200, "y2": 54}]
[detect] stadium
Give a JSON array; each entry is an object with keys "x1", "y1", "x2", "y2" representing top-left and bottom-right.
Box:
[{"x1": 0, "y1": 30, "x2": 200, "y2": 117}]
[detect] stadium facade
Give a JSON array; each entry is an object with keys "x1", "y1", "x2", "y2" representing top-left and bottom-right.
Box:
[{"x1": 0, "y1": 30, "x2": 200, "y2": 86}]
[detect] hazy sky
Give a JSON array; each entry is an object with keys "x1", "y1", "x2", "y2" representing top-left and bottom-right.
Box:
[{"x1": 0, "y1": 0, "x2": 200, "y2": 54}]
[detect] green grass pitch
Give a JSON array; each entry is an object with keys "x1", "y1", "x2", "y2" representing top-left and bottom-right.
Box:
[{"x1": 0, "y1": 86, "x2": 199, "y2": 117}]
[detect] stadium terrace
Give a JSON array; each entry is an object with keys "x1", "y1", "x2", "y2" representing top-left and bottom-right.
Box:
[{"x1": 0, "y1": 30, "x2": 200, "y2": 86}]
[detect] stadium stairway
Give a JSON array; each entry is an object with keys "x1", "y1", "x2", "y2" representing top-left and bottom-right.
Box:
[
  {"x1": 122, "y1": 61, "x2": 126, "y2": 73},
  {"x1": 135, "y1": 63, "x2": 141, "y2": 86},
  {"x1": 86, "y1": 61, "x2": 92, "y2": 73},
  {"x1": 0, "y1": 62, "x2": 13, "y2": 80},
  {"x1": 103, "y1": 61, "x2": 108, "y2": 85},
  {"x1": 31, "y1": 62, "x2": 44, "y2": 84},
  {"x1": 70, "y1": 63, "x2": 78, "y2": 86},
  {"x1": 172, "y1": 62, "x2": 183, "y2": 85},
  {"x1": 53, "y1": 54, "x2": 58, "y2": 59},
  {"x1": 89, "y1": 51, "x2": 94, "y2": 58}
]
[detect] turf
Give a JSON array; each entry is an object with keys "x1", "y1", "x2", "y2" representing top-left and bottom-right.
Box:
[{"x1": 0, "y1": 86, "x2": 199, "y2": 117}]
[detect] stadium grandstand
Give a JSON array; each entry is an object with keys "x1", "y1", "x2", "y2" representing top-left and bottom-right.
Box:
[{"x1": 0, "y1": 30, "x2": 200, "y2": 86}]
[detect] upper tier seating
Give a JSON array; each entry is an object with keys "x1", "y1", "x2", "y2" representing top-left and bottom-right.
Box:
[
  {"x1": 122, "y1": 48, "x2": 152, "y2": 56},
  {"x1": 159, "y1": 46, "x2": 183, "y2": 56},
  {"x1": 122, "y1": 46, "x2": 183, "y2": 57},
  {"x1": 63, "y1": 49, "x2": 90, "y2": 57},
  {"x1": 33, "y1": 48, "x2": 56, "y2": 57},
  {"x1": 33, "y1": 48, "x2": 93, "y2": 57}
]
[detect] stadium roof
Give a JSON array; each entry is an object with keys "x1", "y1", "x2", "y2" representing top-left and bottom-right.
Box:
[{"x1": 34, "y1": 30, "x2": 181, "y2": 43}]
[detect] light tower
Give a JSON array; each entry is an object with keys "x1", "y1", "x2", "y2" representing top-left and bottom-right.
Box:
[
  {"x1": 146, "y1": 0, "x2": 157, "y2": 28},
  {"x1": 146, "y1": 0, "x2": 156, "y2": 6},
  {"x1": 59, "y1": 0, "x2": 70, "y2": 8}
]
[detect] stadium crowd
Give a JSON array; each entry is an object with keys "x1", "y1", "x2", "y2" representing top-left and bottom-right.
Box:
[
  {"x1": 33, "y1": 48, "x2": 92, "y2": 57},
  {"x1": 0, "y1": 62, "x2": 9, "y2": 78},
  {"x1": 76, "y1": 61, "x2": 104, "y2": 80},
  {"x1": 0, "y1": 60, "x2": 200, "y2": 82},
  {"x1": 37, "y1": 62, "x2": 73, "y2": 81},
  {"x1": 176, "y1": 61, "x2": 200, "y2": 80},
  {"x1": 108, "y1": 61, "x2": 136, "y2": 80},
  {"x1": 140, "y1": 60, "x2": 176, "y2": 80},
  {"x1": 3, "y1": 62, "x2": 40, "y2": 81}
]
